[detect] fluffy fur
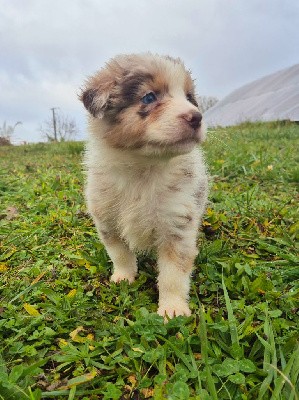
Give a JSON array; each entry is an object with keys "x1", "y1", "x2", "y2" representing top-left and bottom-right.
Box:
[{"x1": 80, "y1": 53, "x2": 208, "y2": 318}]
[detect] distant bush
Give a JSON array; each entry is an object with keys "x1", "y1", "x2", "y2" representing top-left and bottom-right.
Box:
[
  {"x1": 0, "y1": 121, "x2": 22, "y2": 146},
  {"x1": 0, "y1": 137, "x2": 12, "y2": 146}
]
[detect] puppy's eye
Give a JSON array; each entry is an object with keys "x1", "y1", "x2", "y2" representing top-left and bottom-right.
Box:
[
  {"x1": 141, "y1": 92, "x2": 157, "y2": 104},
  {"x1": 186, "y1": 93, "x2": 198, "y2": 106}
]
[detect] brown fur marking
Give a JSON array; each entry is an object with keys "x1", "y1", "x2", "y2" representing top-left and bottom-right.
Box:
[
  {"x1": 182, "y1": 168, "x2": 194, "y2": 178},
  {"x1": 193, "y1": 190, "x2": 204, "y2": 206},
  {"x1": 167, "y1": 185, "x2": 181, "y2": 192},
  {"x1": 162, "y1": 242, "x2": 194, "y2": 273},
  {"x1": 121, "y1": 72, "x2": 154, "y2": 105}
]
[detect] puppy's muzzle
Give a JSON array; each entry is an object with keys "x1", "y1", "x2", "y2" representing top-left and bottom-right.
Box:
[{"x1": 180, "y1": 111, "x2": 202, "y2": 130}]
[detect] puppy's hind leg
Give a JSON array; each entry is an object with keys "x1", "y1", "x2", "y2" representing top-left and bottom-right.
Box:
[{"x1": 95, "y1": 224, "x2": 138, "y2": 284}]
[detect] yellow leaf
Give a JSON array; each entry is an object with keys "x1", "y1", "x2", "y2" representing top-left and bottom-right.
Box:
[
  {"x1": 69, "y1": 326, "x2": 85, "y2": 342},
  {"x1": 132, "y1": 347, "x2": 143, "y2": 353},
  {"x1": 61, "y1": 369, "x2": 97, "y2": 389},
  {"x1": 243, "y1": 325, "x2": 256, "y2": 336},
  {"x1": 128, "y1": 375, "x2": 137, "y2": 385},
  {"x1": 194, "y1": 353, "x2": 202, "y2": 360},
  {"x1": 0, "y1": 263, "x2": 8, "y2": 273},
  {"x1": 58, "y1": 338, "x2": 68, "y2": 348},
  {"x1": 202, "y1": 220, "x2": 211, "y2": 226},
  {"x1": 30, "y1": 271, "x2": 46, "y2": 286},
  {"x1": 258, "y1": 289, "x2": 266, "y2": 295},
  {"x1": 66, "y1": 289, "x2": 77, "y2": 298},
  {"x1": 252, "y1": 160, "x2": 260, "y2": 166},
  {"x1": 84, "y1": 261, "x2": 91, "y2": 270},
  {"x1": 141, "y1": 388, "x2": 154, "y2": 398},
  {"x1": 23, "y1": 303, "x2": 41, "y2": 316}
]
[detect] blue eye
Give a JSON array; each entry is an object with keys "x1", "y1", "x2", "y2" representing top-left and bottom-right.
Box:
[{"x1": 141, "y1": 92, "x2": 157, "y2": 104}]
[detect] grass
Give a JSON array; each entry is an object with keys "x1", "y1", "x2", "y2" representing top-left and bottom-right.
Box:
[{"x1": 0, "y1": 121, "x2": 298, "y2": 399}]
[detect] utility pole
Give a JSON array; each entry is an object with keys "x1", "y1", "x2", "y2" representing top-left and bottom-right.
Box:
[{"x1": 50, "y1": 107, "x2": 58, "y2": 141}]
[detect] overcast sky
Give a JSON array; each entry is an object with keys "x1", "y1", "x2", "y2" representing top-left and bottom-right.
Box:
[{"x1": 1, "y1": 0, "x2": 298, "y2": 142}]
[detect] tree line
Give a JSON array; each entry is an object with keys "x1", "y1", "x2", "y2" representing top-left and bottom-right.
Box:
[{"x1": 0, "y1": 110, "x2": 78, "y2": 146}]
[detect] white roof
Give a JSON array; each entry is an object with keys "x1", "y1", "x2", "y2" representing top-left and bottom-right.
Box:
[{"x1": 204, "y1": 64, "x2": 299, "y2": 127}]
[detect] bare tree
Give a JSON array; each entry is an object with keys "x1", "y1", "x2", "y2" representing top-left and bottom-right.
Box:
[
  {"x1": 0, "y1": 121, "x2": 22, "y2": 146},
  {"x1": 197, "y1": 96, "x2": 219, "y2": 113},
  {"x1": 40, "y1": 111, "x2": 78, "y2": 142}
]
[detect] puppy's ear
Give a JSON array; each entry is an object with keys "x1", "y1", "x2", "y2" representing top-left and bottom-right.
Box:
[
  {"x1": 79, "y1": 69, "x2": 115, "y2": 118},
  {"x1": 81, "y1": 88, "x2": 100, "y2": 117}
]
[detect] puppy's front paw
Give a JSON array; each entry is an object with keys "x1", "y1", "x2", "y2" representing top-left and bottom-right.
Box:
[
  {"x1": 111, "y1": 271, "x2": 136, "y2": 284},
  {"x1": 157, "y1": 300, "x2": 191, "y2": 319}
]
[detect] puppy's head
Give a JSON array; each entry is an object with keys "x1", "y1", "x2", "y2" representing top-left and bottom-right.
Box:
[{"x1": 80, "y1": 53, "x2": 205, "y2": 156}]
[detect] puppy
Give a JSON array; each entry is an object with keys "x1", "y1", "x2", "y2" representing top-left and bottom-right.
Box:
[{"x1": 80, "y1": 53, "x2": 208, "y2": 318}]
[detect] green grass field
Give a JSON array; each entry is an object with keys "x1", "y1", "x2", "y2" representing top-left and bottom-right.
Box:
[{"x1": 0, "y1": 122, "x2": 298, "y2": 399}]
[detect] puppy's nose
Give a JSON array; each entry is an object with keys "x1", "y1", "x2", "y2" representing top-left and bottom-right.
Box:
[{"x1": 181, "y1": 111, "x2": 202, "y2": 130}]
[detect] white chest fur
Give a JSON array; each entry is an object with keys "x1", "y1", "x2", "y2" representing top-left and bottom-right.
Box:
[{"x1": 85, "y1": 140, "x2": 208, "y2": 253}]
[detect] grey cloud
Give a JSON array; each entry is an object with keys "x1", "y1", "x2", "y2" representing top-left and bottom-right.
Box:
[{"x1": 0, "y1": 0, "x2": 298, "y2": 142}]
